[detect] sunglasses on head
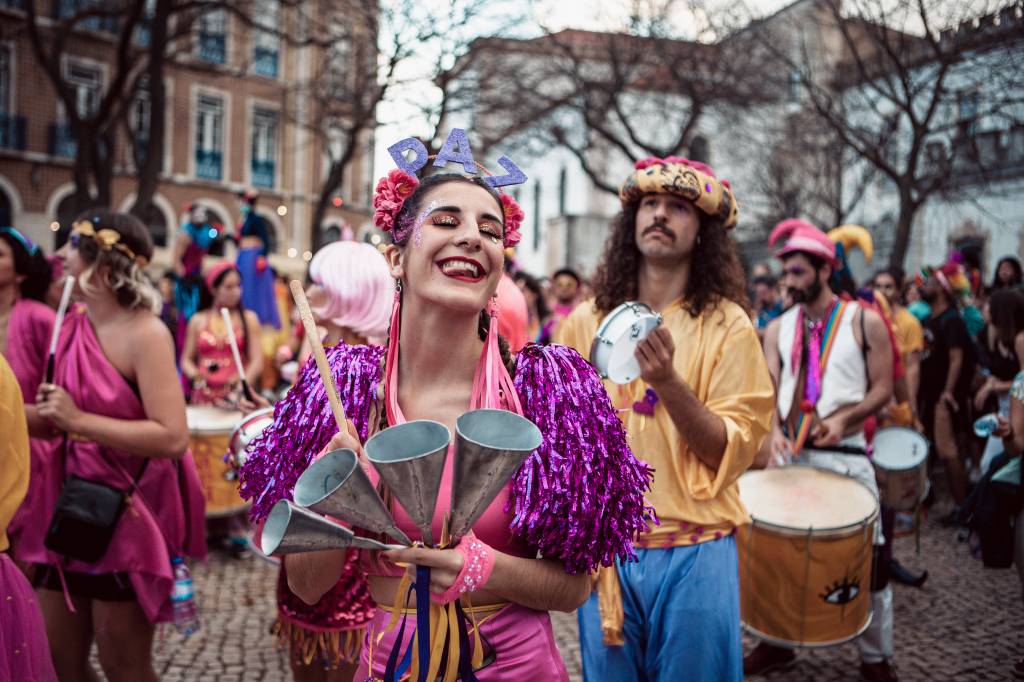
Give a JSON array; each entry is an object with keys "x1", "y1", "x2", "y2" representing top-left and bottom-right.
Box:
[{"x1": 0, "y1": 226, "x2": 39, "y2": 256}]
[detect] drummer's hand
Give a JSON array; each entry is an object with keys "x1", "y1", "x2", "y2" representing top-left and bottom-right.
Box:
[
  {"x1": 940, "y1": 390, "x2": 958, "y2": 413},
  {"x1": 812, "y1": 414, "x2": 845, "y2": 446},
  {"x1": 36, "y1": 383, "x2": 84, "y2": 432},
  {"x1": 636, "y1": 327, "x2": 676, "y2": 387},
  {"x1": 383, "y1": 546, "x2": 465, "y2": 595},
  {"x1": 767, "y1": 429, "x2": 792, "y2": 467},
  {"x1": 993, "y1": 414, "x2": 1012, "y2": 439},
  {"x1": 238, "y1": 393, "x2": 271, "y2": 412}
]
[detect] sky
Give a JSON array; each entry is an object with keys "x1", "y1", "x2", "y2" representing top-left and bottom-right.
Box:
[{"x1": 371, "y1": 0, "x2": 799, "y2": 177}]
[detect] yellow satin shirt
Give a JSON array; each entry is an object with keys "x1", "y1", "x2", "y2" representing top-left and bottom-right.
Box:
[
  {"x1": 0, "y1": 354, "x2": 29, "y2": 552},
  {"x1": 556, "y1": 297, "x2": 774, "y2": 547}
]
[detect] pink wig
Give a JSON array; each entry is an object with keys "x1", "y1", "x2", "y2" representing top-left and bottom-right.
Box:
[{"x1": 309, "y1": 242, "x2": 394, "y2": 342}]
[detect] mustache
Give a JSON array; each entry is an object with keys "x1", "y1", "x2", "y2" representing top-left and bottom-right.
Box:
[{"x1": 642, "y1": 222, "x2": 675, "y2": 240}]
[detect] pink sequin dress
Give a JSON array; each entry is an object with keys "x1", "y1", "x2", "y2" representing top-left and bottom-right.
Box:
[{"x1": 192, "y1": 312, "x2": 246, "y2": 405}]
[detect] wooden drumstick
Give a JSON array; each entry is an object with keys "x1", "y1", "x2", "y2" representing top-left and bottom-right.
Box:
[
  {"x1": 45, "y1": 276, "x2": 76, "y2": 384},
  {"x1": 289, "y1": 279, "x2": 348, "y2": 432},
  {"x1": 220, "y1": 307, "x2": 255, "y2": 402}
]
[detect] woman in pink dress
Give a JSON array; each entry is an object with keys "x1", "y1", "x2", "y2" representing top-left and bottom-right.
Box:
[
  {"x1": 180, "y1": 261, "x2": 263, "y2": 406},
  {"x1": 242, "y1": 168, "x2": 653, "y2": 680},
  {"x1": 0, "y1": 226, "x2": 59, "y2": 564},
  {"x1": 28, "y1": 211, "x2": 205, "y2": 682}
]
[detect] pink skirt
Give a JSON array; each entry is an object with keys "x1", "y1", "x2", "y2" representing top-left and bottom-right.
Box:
[
  {"x1": 0, "y1": 554, "x2": 57, "y2": 681},
  {"x1": 356, "y1": 602, "x2": 569, "y2": 681}
]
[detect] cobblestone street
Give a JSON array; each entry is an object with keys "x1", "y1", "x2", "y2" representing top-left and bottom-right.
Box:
[{"x1": 90, "y1": 497, "x2": 1021, "y2": 681}]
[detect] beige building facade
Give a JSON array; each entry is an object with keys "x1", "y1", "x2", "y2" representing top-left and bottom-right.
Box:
[{"x1": 0, "y1": 2, "x2": 375, "y2": 275}]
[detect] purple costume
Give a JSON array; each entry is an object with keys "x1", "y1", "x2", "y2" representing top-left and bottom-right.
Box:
[
  {"x1": 240, "y1": 341, "x2": 653, "y2": 674},
  {"x1": 15, "y1": 308, "x2": 207, "y2": 623}
]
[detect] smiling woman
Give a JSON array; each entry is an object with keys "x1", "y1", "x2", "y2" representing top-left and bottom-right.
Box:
[{"x1": 240, "y1": 151, "x2": 653, "y2": 681}]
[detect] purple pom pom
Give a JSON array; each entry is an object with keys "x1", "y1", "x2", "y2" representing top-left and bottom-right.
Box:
[{"x1": 510, "y1": 344, "x2": 655, "y2": 574}]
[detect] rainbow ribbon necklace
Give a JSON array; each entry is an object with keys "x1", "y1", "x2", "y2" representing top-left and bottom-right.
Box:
[{"x1": 791, "y1": 297, "x2": 845, "y2": 453}]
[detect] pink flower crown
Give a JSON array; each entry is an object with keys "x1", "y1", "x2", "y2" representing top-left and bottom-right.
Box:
[{"x1": 372, "y1": 169, "x2": 523, "y2": 248}]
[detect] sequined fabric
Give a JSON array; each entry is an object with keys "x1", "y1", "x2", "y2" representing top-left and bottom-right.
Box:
[
  {"x1": 241, "y1": 341, "x2": 653, "y2": 586},
  {"x1": 239, "y1": 344, "x2": 384, "y2": 634},
  {"x1": 511, "y1": 344, "x2": 655, "y2": 573}
]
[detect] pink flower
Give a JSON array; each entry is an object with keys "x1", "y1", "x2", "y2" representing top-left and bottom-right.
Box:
[
  {"x1": 372, "y1": 169, "x2": 419, "y2": 232},
  {"x1": 500, "y1": 193, "x2": 524, "y2": 248}
]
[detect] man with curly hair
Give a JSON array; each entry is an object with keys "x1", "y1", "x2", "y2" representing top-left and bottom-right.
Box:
[{"x1": 556, "y1": 157, "x2": 774, "y2": 681}]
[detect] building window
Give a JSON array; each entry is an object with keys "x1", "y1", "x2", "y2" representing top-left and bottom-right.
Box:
[
  {"x1": 197, "y1": 9, "x2": 227, "y2": 64},
  {"x1": 788, "y1": 70, "x2": 802, "y2": 104},
  {"x1": 134, "y1": 0, "x2": 155, "y2": 46},
  {"x1": 251, "y1": 107, "x2": 277, "y2": 188},
  {"x1": 50, "y1": 59, "x2": 101, "y2": 157},
  {"x1": 66, "y1": 61, "x2": 101, "y2": 119},
  {"x1": 195, "y1": 94, "x2": 224, "y2": 180},
  {"x1": 958, "y1": 91, "x2": 980, "y2": 136},
  {"x1": 253, "y1": 0, "x2": 280, "y2": 78},
  {"x1": 130, "y1": 82, "x2": 150, "y2": 166},
  {"x1": 0, "y1": 48, "x2": 21, "y2": 151},
  {"x1": 56, "y1": 0, "x2": 118, "y2": 34}
]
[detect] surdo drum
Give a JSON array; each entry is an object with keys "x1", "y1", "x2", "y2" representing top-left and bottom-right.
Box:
[
  {"x1": 736, "y1": 466, "x2": 878, "y2": 648},
  {"x1": 871, "y1": 427, "x2": 929, "y2": 511},
  {"x1": 186, "y1": 405, "x2": 249, "y2": 518},
  {"x1": 589, "y1": 301, "x2": 662, "y2": 384}
]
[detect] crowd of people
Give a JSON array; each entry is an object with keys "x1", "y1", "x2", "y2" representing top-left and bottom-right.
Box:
[{"x1": 0, "y1": 142, "x2": 1021, "y2": 682}]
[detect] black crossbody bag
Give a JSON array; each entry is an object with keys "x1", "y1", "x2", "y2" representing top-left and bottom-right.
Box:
[{"x1": 45, "y1": 437, "x2": 149, "y2": 564}]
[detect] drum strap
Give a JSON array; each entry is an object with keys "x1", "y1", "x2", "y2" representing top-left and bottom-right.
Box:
[{"x1": 792, "y1": 301, "x2": 847, "y2": 453}]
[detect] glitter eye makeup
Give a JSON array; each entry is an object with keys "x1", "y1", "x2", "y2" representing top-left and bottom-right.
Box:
[{"x1": 432, "y1": 215, "x2": 459, "y2": 227}]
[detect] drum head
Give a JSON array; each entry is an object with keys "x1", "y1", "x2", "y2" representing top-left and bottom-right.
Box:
[
  {"x1": 872, "y1": 427, "x2": 928, "y2": 472},
  {"x1": 738, "y1": 466, "x2": 878, "y2": 535},
  {"x1": 187, "y1": 405, "x2": 245, "y2": 435},
  {"x1": 590, "y1": 302, "x2": 661, "y2": 384}
]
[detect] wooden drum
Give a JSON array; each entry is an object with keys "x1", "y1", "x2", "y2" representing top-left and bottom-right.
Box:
[
  {"x1": 736, "y1": 466, "x2": 878, "y2": 648},
  {"x1": 187, "y1": 405, "x2": 249, "y2": 518}
]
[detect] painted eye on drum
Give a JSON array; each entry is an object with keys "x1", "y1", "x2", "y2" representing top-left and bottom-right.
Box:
[{"x1": 820, "y1": 577, "x2": 860, "y2": 605}]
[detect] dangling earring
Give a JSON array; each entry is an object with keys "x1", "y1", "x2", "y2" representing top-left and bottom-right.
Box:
[{"x1": 696, "y1": 233, "x2": 702, "y2": 247}]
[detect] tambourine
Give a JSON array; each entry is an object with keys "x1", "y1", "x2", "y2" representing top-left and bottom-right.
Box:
[{"x1": 589, "y1": 301, "x2": 662, "y2": 384}]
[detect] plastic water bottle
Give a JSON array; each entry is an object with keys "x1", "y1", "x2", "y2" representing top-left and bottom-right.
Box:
[
  {"x1": 170, "y1": 557, "x2": 200, "y2": 636},
  {"x1": 973, "y1": 413, "x2": 1000, "y2": 438}
]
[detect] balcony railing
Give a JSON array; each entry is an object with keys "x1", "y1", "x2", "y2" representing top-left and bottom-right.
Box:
[
  {"x1": 198, "y1": 33, "x2": 226, "y2": 64},
  {"x1": 48, "y1": 123, "x2": 77, "y2": 158},
  {"x1": 251, "y1": 158, "x2": 275, "y2": 188},
  {"x1": 196, "y1": 149, "x2": 222, "y2": 180},
  {"x1": 253, "y1": 46, "x2": 279, "y2": 78},
  {"x1": 0, "y1": 114, "x2": 26, "y2": 150}
]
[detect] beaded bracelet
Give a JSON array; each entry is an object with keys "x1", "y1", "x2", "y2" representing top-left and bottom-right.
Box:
[{"x1": 432, "y1": 531, "x2": 496, "y2": 604}]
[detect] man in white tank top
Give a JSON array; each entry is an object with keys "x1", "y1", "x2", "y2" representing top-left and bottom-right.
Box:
[{"x1": 745, "y1": 220, "x2": 898, "y2": 682}]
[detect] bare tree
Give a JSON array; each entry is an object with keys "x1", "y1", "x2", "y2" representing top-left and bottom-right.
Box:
[
  {"x1": 292, "y1": 0, "x2": 526, "y2": 250},
  {"x1": 743, "y1": 0, "x2": 1024, "y2": 268},
  {"x1": 23, "y1": 0, "x2": 149, "y2": 218},
  {"x1": 466, "y1": 1, "x2": 768, "y2": 196},
  {"x1": 19, "y1": 0, "x2": 327, "y2": 231}
]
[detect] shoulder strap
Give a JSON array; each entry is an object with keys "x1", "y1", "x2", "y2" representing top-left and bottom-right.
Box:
[{"x1": 859, "y1": 305, "x2": 870, "y2": 361}]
